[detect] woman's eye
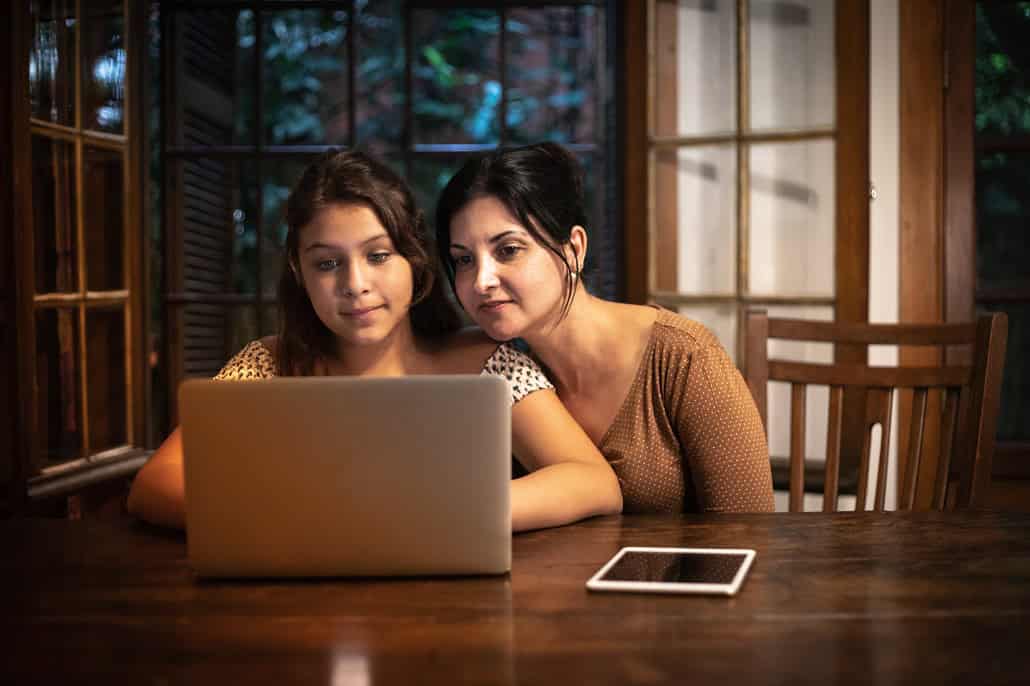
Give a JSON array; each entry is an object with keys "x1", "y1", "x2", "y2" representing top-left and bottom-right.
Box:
[
  {"x1": 316, "y1": 258, "x2": 339, "y2": 271},
  {"x1": 451, "y1": 254, "x2": 473, "y2": 270},
  {"x1": 497, "y1": 244, "x2": 523, "y2": 260},
  {"x1": 368, "y1": 251, "x2": 391, "y2": 265}
]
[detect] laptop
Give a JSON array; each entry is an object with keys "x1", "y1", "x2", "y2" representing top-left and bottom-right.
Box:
[{"x1": 179, "y1": 375, "x2": 512, "y2": 578}]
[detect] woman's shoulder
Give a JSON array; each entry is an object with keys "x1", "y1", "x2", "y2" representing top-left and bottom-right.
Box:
[
  {"x1": 213, "y1": 337, "x2": 278, "y2": 379},
  {"x1": 650, "y1": 307, "x2": 722, "y2": 352}
]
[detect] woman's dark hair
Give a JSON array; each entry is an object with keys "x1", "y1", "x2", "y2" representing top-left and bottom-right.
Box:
[
  {"x1": 435, "y1": 142, "x2": 588, "y2": 320},
  {"x1": 277, "y1": 148, "x2": 461, "y2": 376}
]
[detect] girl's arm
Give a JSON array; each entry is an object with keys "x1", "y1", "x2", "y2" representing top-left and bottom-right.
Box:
[
  {"x1": 509, "y1": 389, "x2": 623, "y2": 532},
  {"x1": 126, "y1": 427, "x2": 186, "y2": 529}
]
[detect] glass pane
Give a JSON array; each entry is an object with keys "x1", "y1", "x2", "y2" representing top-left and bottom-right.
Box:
[
  {"x1": 653, "y1": 0, "x2": 736, "y2": 137},
  {"x1": 748, "y1": 140, "x2": 835, "y2": 297},
  {"x1": 180, "y1": 304, "x2": 259, "y2": 379},
  {"x1": 411, "y1": 155, "x2": 468, "y2": 230},
  {"x1": 171, "y1": 159, "x2": 255, "y2": 295},
  {"x1": 676, "y1": 303, "x2": 737, "y2": 364},
  {"x1": 262, "y1": 158, "x2": 314, "y2": 297},
  {"x1": 263, "y1": 9, "x2": 349, "y2": 146},
  {"x1": 83, "y1": 147, "x2": 124, "y2": 291},
  {"x1": 655, "y1": 146, "x2": 736, "y2": 294},
  {"x1": 83, "y1": 1, "x2": 125, "y2": 134},
  {"x1": 30, "y1": 0, "x2": 76, "y2": 125},
  {"x1": 976, "y1": 3, "x2": 1030, "y2": 137},
  {"x1": 749, "y1": 0, "x2": 835, "y2": 131},
  {"x1": 982, "y1": 304, "x2": 1029, "y2": 441},
  {"x1": 577, "y1": 151, "x2": 607, "y2": 289},
  {"x1": 32, "y1": 136, "x2": 79, "y2": 294},
  {"x1": 36, "y1": 308, "x2": 82, "y2": 467},
  {"x1": 760, "y1": 305, "x2": 834, "y2": 470},
  {"x1": 262, "y1": 304, "x2": 279, "y2": 339},
  {"x1": 174, "y1": 10, "x2": 254, "y2": 147},
  {"x1": 356, "y1": 0, "x2": 404, "y2": 148},
  {"x1": 86, "y1": 307, "x2": 127, "y2": 453},
  {"x1": 413, "y1": 9, "x2": 500, "y2": 145},
  {"x1": 975, "y1": 153, "x2": 1030, "y2": 290},
  {"x1": 507, "y1": 6, "x2": 602, "y2": 145}
]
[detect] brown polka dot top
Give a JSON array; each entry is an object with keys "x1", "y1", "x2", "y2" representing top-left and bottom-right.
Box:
[{"x1": 599, "y1": 309, "x2": 775, "y2": 513}]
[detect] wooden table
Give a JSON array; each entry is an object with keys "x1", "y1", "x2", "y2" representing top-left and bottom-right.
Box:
[{"x1": 4, "y1": 512, "x2": 1030, "y2": 685}]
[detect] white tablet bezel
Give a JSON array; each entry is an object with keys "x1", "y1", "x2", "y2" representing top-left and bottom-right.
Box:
[{"x1": 585, "y1": 546, "x2": 757, "y2": 596}]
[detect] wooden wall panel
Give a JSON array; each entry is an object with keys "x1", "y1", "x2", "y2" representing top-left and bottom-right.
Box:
[
  {"x1": 899, "y1": 0, "x2": 944, "y2": 508},
  {"x1": 1, "y1": 0, "x2": 16, "y2": 515},
  {"x1": 653, "y1": 1, "x2": 678, "y2": 292}
]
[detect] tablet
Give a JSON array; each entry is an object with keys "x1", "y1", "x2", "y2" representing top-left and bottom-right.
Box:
[{"x1": 585, "y1": 546, "x2": 756, "y2": 596}]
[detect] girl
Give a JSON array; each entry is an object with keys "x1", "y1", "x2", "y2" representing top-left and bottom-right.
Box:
[
  {"x1": 127, "y1": 149, "x2": 622, "y2": 531},
  {"x1": 436, "y1": 142, "x2": 774, "y2": 513}
]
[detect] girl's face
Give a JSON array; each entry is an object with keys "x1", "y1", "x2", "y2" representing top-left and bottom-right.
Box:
[
  {"x1": 296, "y1": 203, "x2": 415, "y2": 349},
  {"x1": 448, "y1": 195, "x2": 570, "y2": 342}
]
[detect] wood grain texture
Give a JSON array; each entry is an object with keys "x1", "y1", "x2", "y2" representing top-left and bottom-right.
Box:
[
  {"x1": 899, "y1": 0, "x2": 945, "y2": 505},
  {"x1": 3, "y1": 513, "x2": 1030, "y2": 685}
]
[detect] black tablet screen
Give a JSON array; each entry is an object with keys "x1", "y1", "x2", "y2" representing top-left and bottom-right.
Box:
[{"x1": 599, "y1": 551, "x2": 748, "y2": 584}]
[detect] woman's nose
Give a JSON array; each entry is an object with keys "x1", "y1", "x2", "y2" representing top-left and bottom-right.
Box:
[{"x1": 474, "y1": 259, "x2": 500, "y2": 293}]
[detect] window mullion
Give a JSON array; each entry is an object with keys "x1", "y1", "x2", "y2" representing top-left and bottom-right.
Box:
[{"x1": 735, "y1": 0, "x2": 750, "y2": 360}]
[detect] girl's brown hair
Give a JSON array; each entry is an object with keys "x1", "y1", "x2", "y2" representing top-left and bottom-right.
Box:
[{"x1": 277, "y1": 149, "x2": 461, "y2": 375}]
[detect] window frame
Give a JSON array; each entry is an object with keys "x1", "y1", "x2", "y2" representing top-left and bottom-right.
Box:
[{"x1": 12, "y1": 0, "x2": 148, "y2": 501}]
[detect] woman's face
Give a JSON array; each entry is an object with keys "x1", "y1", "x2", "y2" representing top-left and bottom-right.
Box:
[
  {"x1": 447, "y1": 195, "x2": 569, "y2": 342},
  {"x1": 296, "y1": 203, "x2": 414, "y2": 348}
]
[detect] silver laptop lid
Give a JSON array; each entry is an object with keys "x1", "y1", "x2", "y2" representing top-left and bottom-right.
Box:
[{"x1": 180, "y1": 375, "x2": 511, "y2": 577}]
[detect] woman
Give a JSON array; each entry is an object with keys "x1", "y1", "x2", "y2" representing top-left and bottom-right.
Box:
[
  {"x1": 127, "y1": 149, "x2": 622, "y2": 531},
  {"x1": 436, "y1": 142, "x2": 774, "y2": 513}
]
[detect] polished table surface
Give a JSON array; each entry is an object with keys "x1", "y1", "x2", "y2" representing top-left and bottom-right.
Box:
[{"x1": 4, "y1": 511, "x2": 1030, "y2": 685}]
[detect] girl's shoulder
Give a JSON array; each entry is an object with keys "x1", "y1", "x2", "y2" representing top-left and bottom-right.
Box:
[
  {"x1": 213, "y1": 337, "x2": 278, "y2": 379},
  {"x1": 425, "y1": 327, "x2": 501, "y2": 374}
]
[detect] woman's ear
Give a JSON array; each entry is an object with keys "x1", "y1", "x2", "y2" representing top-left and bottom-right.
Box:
[
  {"x1": 567, "y1": 226, "x2": 588, "y2": 274},
  {"x1": 289, "y1": 259, "x2": 302, "y2": 286}
]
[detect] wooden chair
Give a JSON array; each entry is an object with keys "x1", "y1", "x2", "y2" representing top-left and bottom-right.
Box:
[{"x1": 744, "y1": 311, "x2": 1008, "y2": 511}]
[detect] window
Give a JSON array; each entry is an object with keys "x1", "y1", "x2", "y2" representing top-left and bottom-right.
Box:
[
  {"x1": 975, "y1": 1, "x2": 1030, "y2": 447},
  {"x1": 647, "y1": 0, "x2": 838, "y2": 359},
  {"x1": 17, "y1": 0, "x2": 146, "y2": 496},
  {"x1": 154, "y1": 1, "x2": 616, "y2": 429}
]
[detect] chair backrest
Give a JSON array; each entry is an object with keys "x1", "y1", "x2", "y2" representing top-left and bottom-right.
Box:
[{"x1": 744, "y1": 311, "x2": 1008, "y2": 512}]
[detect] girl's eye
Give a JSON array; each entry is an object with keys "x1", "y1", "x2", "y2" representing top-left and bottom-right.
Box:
[
  {"x1": 368, "y1": 251, "x2": 391, "y2": 265},
  {"x1": 316, "y1": 258, "x2": 339, "y2": 272},
  {"x1": 451, "y1": 254, "x2": 473, "y2": 270}
]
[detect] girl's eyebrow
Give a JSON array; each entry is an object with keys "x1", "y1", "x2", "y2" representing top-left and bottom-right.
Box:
[
  {"x1": 450, "y1": 229, "x2": 523, "y2": 251},
  {"x1": 303, "y1": 233, "x2": 389, "y2": 253}
]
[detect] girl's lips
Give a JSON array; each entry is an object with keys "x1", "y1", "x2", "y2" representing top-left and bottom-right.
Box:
[
  {"x1": 343, "y1": 305, "x2": 384, "y2": 317},
  {"x1": 479, "y1": 301, "x2": 511, "y2": 312}
]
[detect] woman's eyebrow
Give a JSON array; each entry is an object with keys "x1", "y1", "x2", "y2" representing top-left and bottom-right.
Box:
[{"x1": 450, "y1": 229, "x2": 524, "y2": 251}]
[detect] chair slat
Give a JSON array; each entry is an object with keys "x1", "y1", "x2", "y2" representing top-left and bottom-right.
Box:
[
  {"x1": 789, "y1": 383, "x2": 806, "y2": 513},
  {"x1": 934, "y1": 388, "x2": 961, "y2": 510},
  {"x1": 767, "y1": 318, "x2": 976, "y2": 345},
  {"x1": 768, "y1": 360, "x2": 971, "y2": 388},
  {"x1": 822, "y1": 386, "x2": 844, "y2": 512},
  {"x1": 861, "y1": 389, "x2": 894, "y2": 506},
  {"x1": 901, "y1": 388, "x2": 928, "y2": 510}
]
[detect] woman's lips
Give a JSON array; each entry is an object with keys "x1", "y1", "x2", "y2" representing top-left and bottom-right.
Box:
[{"x1": 479, "y1": 300, "x2": 511, "y2": 312}]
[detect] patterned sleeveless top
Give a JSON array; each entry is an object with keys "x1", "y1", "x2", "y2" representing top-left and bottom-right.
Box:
[{"x1": 213, "y1": 339, "x2": 553, "y2": 406}]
